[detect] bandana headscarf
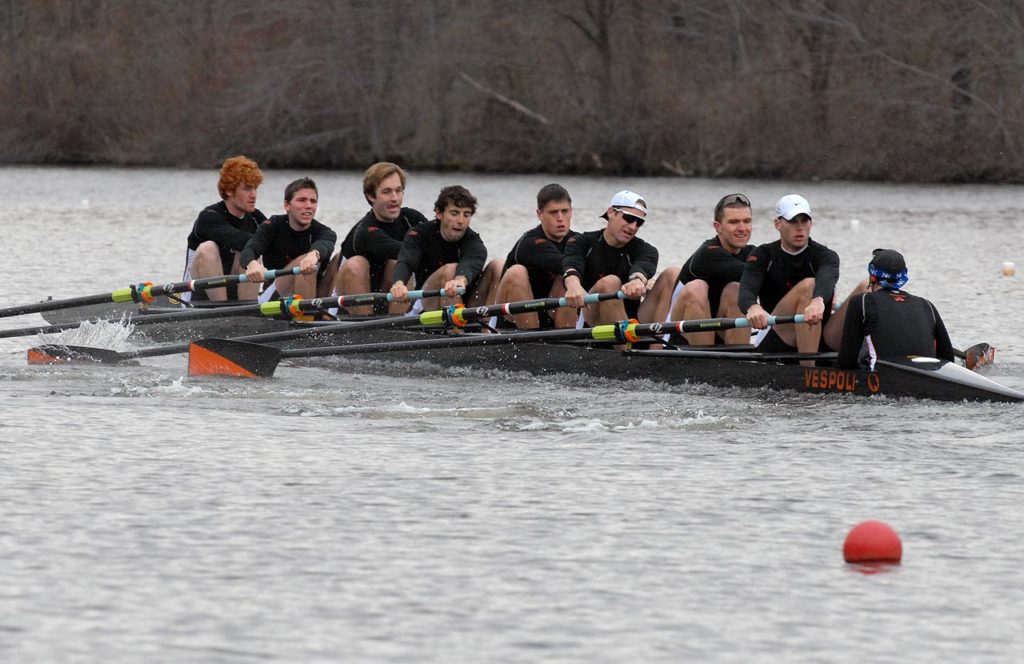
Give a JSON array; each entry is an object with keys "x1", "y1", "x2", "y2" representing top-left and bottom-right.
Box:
[{"x1": 868, "y1": 249, "x2": 909, "y2": 290}]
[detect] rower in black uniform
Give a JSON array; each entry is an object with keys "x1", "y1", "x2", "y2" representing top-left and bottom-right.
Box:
[
  {"x1": 738, "y1": 194, "x2": 867, "y2": 358},
  {"x1": 838, "y1": 249, "x2": 954, "y2": 369},
  {"x1": 239, "y1": 177, "x2": 337, "y2": 301},
  {"x1": 327, "y1": 162, "x2": 427, "y2": 314},
  {"x1": 562, "y1": 189, "x2": 674, "y2": 326},
  {"x1": 665, "y1": 193, "x2": 754, "y2": 345},
  {"x1": 183, "y1": 156, "x2": 266, "y2": 301},
  {"x1": 389, "y1": 185, "x2": 503, "y2": 312},
  {"x1": 495, "y1": 183, "x2": 580, "y2": 329}
]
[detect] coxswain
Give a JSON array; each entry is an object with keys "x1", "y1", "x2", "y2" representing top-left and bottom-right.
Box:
[
  {"x1": 182, "y1": 156, "x2": 266, "y2": 301},
  {"x1": 495, "y1": 184, "x2": 580, "y2": 329},
  {"x1": 238, "y1": 177, "x2": 337, "y2": 301},
  {"x1": 326, "y1": 162, "x2": 427, "y2": 314},
  {"x1": 665, "y1": 193, "x2": 754, "y2": 345},
  {"x1": 389, "y1": 185, "x2": 503, "y2": 311},
  {"x1": 838, "y1": 249, "x2": 954, "y2": 369}
]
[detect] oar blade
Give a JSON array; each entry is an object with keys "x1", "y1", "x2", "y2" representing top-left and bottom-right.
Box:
[
  {"x1": 964, "y1": 343, "x2": 995, "y2": 371},
  {"x1": 188, "y1": 339, "x2": 282, "y2": 378},
  {"x1": 26, "y1": 344, "x2": 127, "y2": 365}
]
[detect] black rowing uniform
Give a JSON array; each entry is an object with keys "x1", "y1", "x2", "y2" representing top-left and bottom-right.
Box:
[
  {"x1": 238, "y1": 214, "x2": 337, "y2": 279},
  {"x1": 184, "y1": 200, "x2": 267, "y2": 300},
  {"x1": 676, "y1": 237, "x2": 753, "y2": 314},
  {"x1": 503, "y1": 225, "x2": 580, "y2": 298},
  {"x1": 737, "y1": 238, "x2": 840, "y2": 351},
  {"x1": 838, "y1": 289, "x2": 955, "y2": 370},
  {"x1": 562, "y1": 230, "x2": 659, "y2": 318},
  {"x1": 340, "y1": 207, "x2": 427, "y2": 289},
  {"x1": 392, "y1": 219, "x2": 488, "y2": 292},
  {"x1": 499, "y1": 225, "x2": 580, "y2": 329}
]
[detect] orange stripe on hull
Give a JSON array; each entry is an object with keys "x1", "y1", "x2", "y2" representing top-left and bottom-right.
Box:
[
  {"x1": 188, "y1": 343, "x2": 260, "y2": 378},
  {"x1": 27, "y1": 349, "x2": 64, "y2": 365}
]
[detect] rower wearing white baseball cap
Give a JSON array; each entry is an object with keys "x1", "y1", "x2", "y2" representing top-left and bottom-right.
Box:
[
  {"x1": 738, "y1": 194, "x2": 866, "y2": 361},
  {"x1": 562, "y1": 189, "x2": 674, "y2": 326}
]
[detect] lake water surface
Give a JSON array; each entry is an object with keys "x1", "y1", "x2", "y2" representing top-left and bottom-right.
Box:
[{"x1": 1, "y1": 167, "x2": 1023, "y2": 662}]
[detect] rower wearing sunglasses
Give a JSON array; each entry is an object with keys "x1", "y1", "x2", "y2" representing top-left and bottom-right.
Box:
[
  {"x1": 739, "y1": 194, "x2": 866, "y2": 361},
  {"x1": 562, "y1": 190, "x2": 674, "y2": 327}
]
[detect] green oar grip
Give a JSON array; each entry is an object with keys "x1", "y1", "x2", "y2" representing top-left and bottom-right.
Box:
[
  {"x1": 419, "y1": 310, "x2": 445, "y2": 327},
  {"x1": 111, "y1": 287, "x2": 136, "y2": 303},
  {"x1": 590, "y1": 324, "x2": 620, "y2": 342},
  {"x1": 260, "y1": 301, "x2": 284, "y2": 317}
]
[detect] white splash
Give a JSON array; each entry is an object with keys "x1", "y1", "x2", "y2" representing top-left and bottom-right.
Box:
[{"x1": 36, "y1": 317, "x2": 136, "y2": 351}]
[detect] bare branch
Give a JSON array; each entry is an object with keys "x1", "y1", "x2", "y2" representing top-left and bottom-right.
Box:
[{"x1": 457, "y1": 70, "x2": 552, "y2": 126}]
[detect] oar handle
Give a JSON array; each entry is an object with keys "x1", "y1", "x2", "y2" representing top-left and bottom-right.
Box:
[
  {"x1": 390, "y1": 288, "x2": 462, "y2": 302},
  {"x1": 241, "y1": 267, "x2": 304, "y2": 284}
]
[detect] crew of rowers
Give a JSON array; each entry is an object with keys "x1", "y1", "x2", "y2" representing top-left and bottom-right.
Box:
[{"x1": 183, "y1": 156, "x2": 954, "y2": 370}]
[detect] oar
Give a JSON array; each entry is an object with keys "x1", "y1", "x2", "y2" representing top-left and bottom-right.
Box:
[
  {"x1": 953, "y1": 343, "x2": 995, "y2": 371},
  {"x1": 27, "y1": 290, "x2": 620, "y2": 365},
  {"x1": 188, "y1": 314, "x2": 805, "y2": 378},
  {"x1": 9, "y1": 288, "x2": 446, "y2": 341},
  {"x1": 0, "y1": 268, "x2": 305, "y2": 319},
  {"x1": 24, "y1": 287, "x2": 456, "y2": 363}
]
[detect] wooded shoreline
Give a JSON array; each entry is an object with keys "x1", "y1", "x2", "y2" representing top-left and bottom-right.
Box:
[{"x1": 2, "y1": 1, "x2": 1022, "y2": 183}]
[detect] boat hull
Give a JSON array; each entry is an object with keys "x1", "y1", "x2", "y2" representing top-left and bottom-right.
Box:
[{"x1": 294, "y1": 331, "x2": 1024, "y2": 403}]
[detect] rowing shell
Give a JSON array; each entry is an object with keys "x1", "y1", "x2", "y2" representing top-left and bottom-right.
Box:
[{"x1": 286, "y1": 331, "x2": 1024, "y2": 403}]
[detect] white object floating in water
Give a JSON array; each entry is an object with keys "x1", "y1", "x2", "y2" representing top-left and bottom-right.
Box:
[
  {"x1": 1002, "y1": 261, "x2": 1015, "y2": 277},
  {"x1": 849, "y1": 218, "x2": 860, "y2": 229}
]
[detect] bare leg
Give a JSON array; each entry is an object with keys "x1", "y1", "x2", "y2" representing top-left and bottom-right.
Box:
[
  {"x1": 496, "y1": 265, "x2": 538, "y2": 329},
  {"x1": 332, "y1": 256, "x2": 373, "y2": 315},
  {"x1": 717, "y1": 282, "x2": 749, "y2": 345},
  {"x1": 467, "y1": 259, "x2": 504, "y2": 308},
  {"x1": 190, "y1": 241, "x2": 231, "y2": 301},
  {"x1": 379, "y1": 260, "x2": 409, "y2": 315},
  {"x1": 584, "y1": 275, "x2": 626, "y2": 326},
  {"x1": 233, "y1": 254, "x2": 260, "y2": 300},
  {"x1": 547, "y1": 280, "x2": 576, "y2": 329},
  {"x1": 823, "y1": 279, "x2": 869, "y2": 351},
  {"x1": 417, "y1": 263, "x2": 459, "y2": 311},
  {"x1": 766, "y1": 278, "x2": 819, "y2": 363},
  {"x1": 669, "y1": 279, "x2": 714, "y2": 345},
  {"x1": 272, "y1": 256, "x2": 318, "y2": 300},
  {"x1": 638, "y1": 267, "x2": 680, "y2": 324},
  {"x1": 318, "y1": 252, "x2": 343, "y2": 298}
]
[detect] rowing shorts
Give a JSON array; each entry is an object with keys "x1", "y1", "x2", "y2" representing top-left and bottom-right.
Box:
[
  {"x1": 179, "y1": 248, "x2": 197, "y2": 304},
  {"x1": 666, "y1": 281, "x2": 684, "y2": 323}
]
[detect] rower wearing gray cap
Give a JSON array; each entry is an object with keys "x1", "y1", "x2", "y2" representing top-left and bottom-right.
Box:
[{"x1": 838, "y1": 249, "x2": 954, "y2": 370}]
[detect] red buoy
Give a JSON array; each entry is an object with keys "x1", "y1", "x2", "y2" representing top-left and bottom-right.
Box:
[{"x1": 843, "y1": 520, "x2": 902, "y2": 563}]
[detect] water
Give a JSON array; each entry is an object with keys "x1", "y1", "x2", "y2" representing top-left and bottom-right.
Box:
[{"x1": 1, "y1": 167, "x2": 1023, "y2": 662}]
